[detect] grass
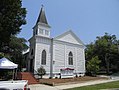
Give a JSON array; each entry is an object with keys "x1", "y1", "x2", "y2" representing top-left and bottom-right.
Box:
[{"x1": 66, "y1": 80, "x2": 119, "y2": 90}]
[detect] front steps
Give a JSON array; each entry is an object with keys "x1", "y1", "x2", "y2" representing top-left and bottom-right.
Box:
[{"x1": 17, "y1": 72, "x2": 39, "y2": 85}]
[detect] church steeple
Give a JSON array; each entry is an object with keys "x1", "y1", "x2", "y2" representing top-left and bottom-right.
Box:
[
  {"x1": 36, "y1": 5, "x2": 48, "y2": 25},
  {"x1": 33, "y1": 5, "x2": 51, "y2": 38}
]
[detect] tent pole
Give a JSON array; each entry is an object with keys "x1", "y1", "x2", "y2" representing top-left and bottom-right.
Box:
[
  {"x1": 12, "y1": 69, "x2": 14, "y2": 80},
  {"x1": 15, "y1": 68, "x2": 17, "y2": 80}
]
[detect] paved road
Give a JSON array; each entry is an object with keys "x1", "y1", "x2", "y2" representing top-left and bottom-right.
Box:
[{"x1": 29, "y1": 78, "x2": 119, "y2": 90}]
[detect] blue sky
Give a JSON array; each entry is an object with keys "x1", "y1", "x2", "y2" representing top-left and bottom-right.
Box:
[{"x1": 18, "y1": 0, "x2": 119, "y2": 44}]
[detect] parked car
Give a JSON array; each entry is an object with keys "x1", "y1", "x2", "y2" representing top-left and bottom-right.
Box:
[{"x1": 0, "y1": 80, "x2": 30, "y2": 90}]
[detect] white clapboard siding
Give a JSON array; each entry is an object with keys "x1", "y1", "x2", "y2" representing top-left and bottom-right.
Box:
[
  {"x1": 34, "y1": 37, "x2": 51, "y2": 73},
  {"x1": 29, "y1": 29, "x2": 86, "y2": 77},
  {"x1": 53, "y1": 41, "x2": 85, "y2": 74},
  {"x1": 76, "y1": 48, "x2": 85, "y2": 73},
  {"x1": 54, "y1": 43, "x2": 65, "y2": 67},
  {"x1": 54, "y1": 31, "x2": 84, "y2": 45},
  {"x1": 58, "y1": 34, "x2": 79, "y2": 44}
]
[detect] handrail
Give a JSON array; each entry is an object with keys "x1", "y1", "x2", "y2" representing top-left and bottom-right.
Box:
[
  {"x1": 33, "y1": 69, "x2": 40, "y2": 79},
  {"x1": 34, "y1": 69, "x2": 39, "y2": 75}
]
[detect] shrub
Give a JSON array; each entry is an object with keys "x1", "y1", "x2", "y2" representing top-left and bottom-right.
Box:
[
  {"x1": 37, "y1": 66, "x2": 46, "y2": 79},
  {"x1": 86, "y1": 56, "x2": 101, "y2": 76}
]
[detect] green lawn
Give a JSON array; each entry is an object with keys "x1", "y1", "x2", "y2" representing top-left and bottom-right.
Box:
[{"x1": 66, "y1": 80, "x2": 119, "y2": 90}]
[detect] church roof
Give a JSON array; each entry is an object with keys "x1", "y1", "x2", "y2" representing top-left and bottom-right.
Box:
[
  {"x1": 36, "y1": 6, "x2": 48, "y2": 25},
  {"x1": 54, "y1": 30, "x2": 85, "y2": 46}
]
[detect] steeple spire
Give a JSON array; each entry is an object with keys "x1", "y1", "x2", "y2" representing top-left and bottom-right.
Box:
[
  {"x1": 33, "y1": 5, "x2": 51, "y2": 38},
  {"x1": 36, "y1": 5, "x2": 48, "y2": 25}
]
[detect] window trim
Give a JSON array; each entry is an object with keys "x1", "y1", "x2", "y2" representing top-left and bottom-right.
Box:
[
  {"x1": 45, "y1": 30, "x2": 49, "y2": 35},
  {"x1": 39, "y1": 29, "x2": 44, "y2": 34},
  {"x1": 68, "y1": 51, "x2": 73, "y2": 65}
]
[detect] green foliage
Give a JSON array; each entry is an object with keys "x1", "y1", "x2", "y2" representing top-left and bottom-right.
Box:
[
  {"x1": 0, "y1": 0, "x2": 26, "y2": 50},
  {"x1": 0, "y1": 36, "x2": 28, "y2": 71},
  {"x1": 0, "y1": 0, "x2": 27, "y2": 71},
  {"x1": 9, "y1": 36, "x2": 28, "y2": 52},
  {"x1": 86, "y1": 56, "x2": 101, "y2": 76},
  {"x1": 0, "y1": 52, "x2": 4, "y2": 59},
  {"x1": 9, "y1": 36, "x2": 28, "y2": 70},
  {"x1": 37, "y1": 66, "x2": 46, "y2": 79},
  {"x1": 66, "y1": 80, "x2": 119, "y2": 90},
  {"x1": 0, "y1": 69, "x2": 13, "y2": 80},
  {"x1": 86, "y1": 33, "x2": 119, "y2": 74}
]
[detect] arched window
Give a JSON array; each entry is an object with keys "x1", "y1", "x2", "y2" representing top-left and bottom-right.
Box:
[
  {"x1": 68, "y1": 51, "x2": 73, "y2": 65},
  {"x1": 41, "y1": 50, "x2": 46, "y2": 65}
]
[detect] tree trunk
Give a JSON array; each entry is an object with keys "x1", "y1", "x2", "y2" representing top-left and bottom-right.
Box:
[
  {"x1": 105, "y1": 53, "x2": 109, "y2": 74},
  {"x1": 41, "y1": 75, "x2": 42, "y2": 79}
]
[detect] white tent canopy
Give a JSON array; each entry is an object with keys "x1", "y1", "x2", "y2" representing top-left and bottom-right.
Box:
[{"x1": 0, "y1": 57, "x2": 18, "y2": 69}]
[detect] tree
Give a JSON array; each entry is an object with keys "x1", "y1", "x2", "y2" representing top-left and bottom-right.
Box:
[
  {"x1": 85, "y1": 42, "x2": 95, "y2": 61},
  {"x1": 86, "y1": 33, "x2": 119, "y2": 74},
  {"x1": 0, "y1": 0, "x2": 26, "y2": 51},
  {"x1": 86, "y1": 56, "x2": 101, "y2": 76},
  {"x1": 37, "y1": 66, "x2": 46, "y2": 79},
  {"x1": 9, "y1": 36, "x2": 28, "y2": 70},
  {"x1": 0, "y1": 36, "x2": 28, "y2": 71},
  {"x1": 0, "y1": 52, "x2": 4, "y2": 59}
]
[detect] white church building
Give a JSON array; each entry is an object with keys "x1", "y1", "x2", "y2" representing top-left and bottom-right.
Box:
[{"x1": 27, "y1": 6, "x2": 85, "y2": 78}]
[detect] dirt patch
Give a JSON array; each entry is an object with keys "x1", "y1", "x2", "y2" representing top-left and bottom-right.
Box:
[{"x1": 39, "y1": 76, "x2": 108, "y2": 86}]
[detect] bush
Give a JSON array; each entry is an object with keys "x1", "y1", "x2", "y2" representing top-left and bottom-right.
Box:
[
  {"x1": 86, "y1": 56, "x2": 101, "y2": 76},
  {"x1": 37, "y1": 66, "x2": 46, "y2": 79}
]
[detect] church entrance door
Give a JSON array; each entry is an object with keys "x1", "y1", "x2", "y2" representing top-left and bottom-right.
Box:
[{"x1": 30, "y1": 59, "x2": 34, "y2": 72}]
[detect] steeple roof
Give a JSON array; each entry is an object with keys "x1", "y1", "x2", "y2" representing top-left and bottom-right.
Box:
[{"x1": 36, "y1": 6, "x2": 48, "y2": 25}]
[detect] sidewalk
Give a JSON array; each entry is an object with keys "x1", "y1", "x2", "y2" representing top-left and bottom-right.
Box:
[
  {"x1": 29, "y1": 79, "x2": 119, "y2": 90},
  {"x1": 29, "y1": 84, "x2": 59, "y2": 90},
  {"x1": 55, "y1": 79, "x2": 119, "y2": 90}
]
